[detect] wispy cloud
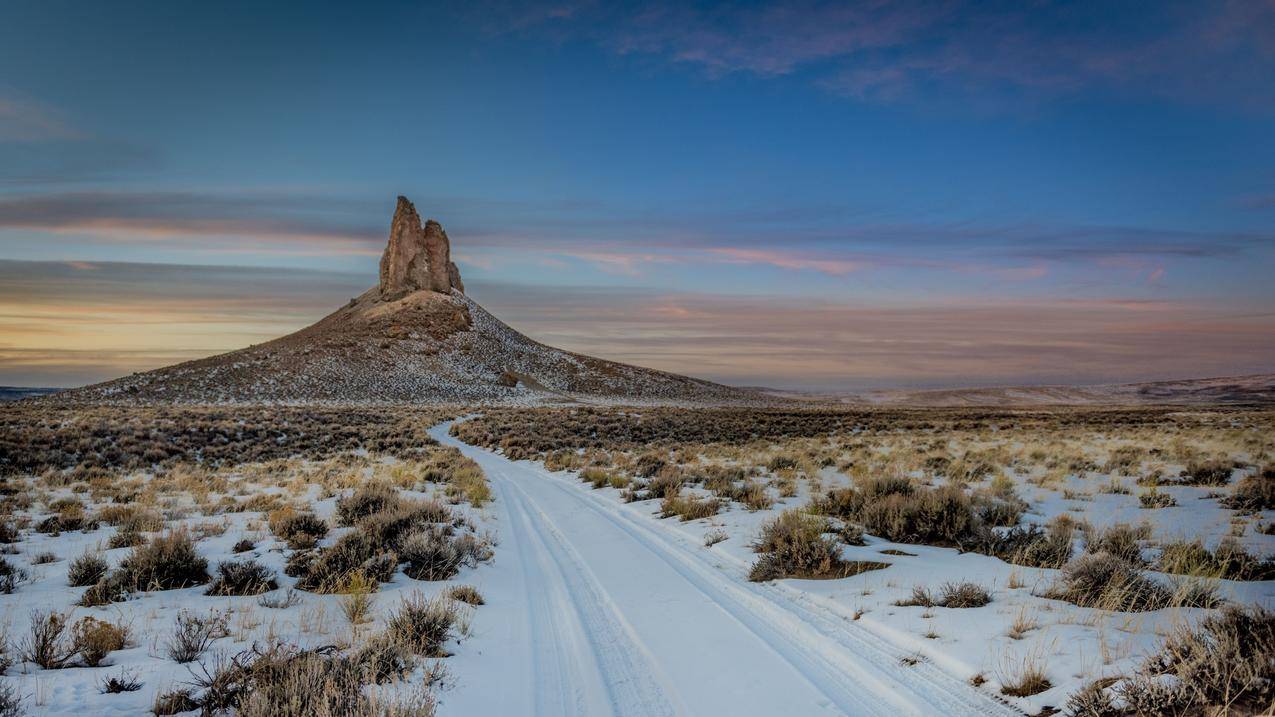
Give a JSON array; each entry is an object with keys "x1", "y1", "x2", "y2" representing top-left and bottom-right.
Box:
[
  {"x1": 0, "y1": 191, "x2": 384, "y2": 255},
  {"x1": 0, "y1": 96, "x2": 81, "y2": 142},
  {"x1": 497, "y1": 1, "x2": 1275, "y2": 110},
  {"x1": 707, "y1": 247, "x2": 866, "y2": 275}
]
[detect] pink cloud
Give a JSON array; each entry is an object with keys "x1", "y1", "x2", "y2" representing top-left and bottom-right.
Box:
[{"x1": 708, "y1": 247, "x2": 867, "y2": 275}]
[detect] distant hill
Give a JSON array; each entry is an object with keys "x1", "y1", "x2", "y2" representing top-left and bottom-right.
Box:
[
  {"x1": 0, "y1": 387, "x2": 61, "y2": 402},
  {"x1": 57, "y1": 197, "x2": 763, "y2": 406},
  {"x1": 768, "y1": 373, "x2": 1275, "y2": 407}
]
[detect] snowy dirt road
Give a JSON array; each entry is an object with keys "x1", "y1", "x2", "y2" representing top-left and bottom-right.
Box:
[{"x1": 432, "y1": 421, "x2": 1024, "y2": 717}]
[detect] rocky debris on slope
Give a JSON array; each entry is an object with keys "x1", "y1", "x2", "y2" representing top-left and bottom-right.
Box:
[{"x1": 379, "y1": 196, "x2": 463, "y2": 300}]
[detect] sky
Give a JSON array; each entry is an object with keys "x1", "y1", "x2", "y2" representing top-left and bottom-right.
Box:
[{"x1": 1, "y1": 0, "x2": 1274, "y2": 390}]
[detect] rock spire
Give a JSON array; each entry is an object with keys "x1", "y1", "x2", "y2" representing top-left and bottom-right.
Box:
[{"x1": 378, "y1": 196, "x2": 463, "y2": 300}]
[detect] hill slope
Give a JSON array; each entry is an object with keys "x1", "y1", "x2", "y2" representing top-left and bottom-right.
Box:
[{"x1": 60, "y1": 198, "x2": 761, "y2": 406}]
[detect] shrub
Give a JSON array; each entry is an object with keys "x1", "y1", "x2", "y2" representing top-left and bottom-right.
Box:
[
  {"x1": 0, "y1": 557, "x2": 26, "y2": 594},
  {"x1": 1000, "y1": 663, "x2": 1051, "y2": 697},
  {"x1": 1222, "y1": 466, "x2": 1275, "y2": 512},
  {"x1": 78, "y1": 573, "x2": 129, "y2": 607},
  {"x1": 1073, "y1": 605, "x2": 1275, "y2": 716},
  {"x1": 400, "y1": 530, "x2": 463, "y2": 582},
  {"x1": 1138, "y1": 489, "x2": 1175, "y2": 509},
  {"x1": 1181, "y1": 460, "x2": 1233, "y2": 486},
  {"x1": 1043, "y1": 552, "x2": 1172, "y2": 612},
  {"x1": 335, "y1": 484, "x2": 400, "y2": 525},
  {"x1": 152, "y1": 689, "x2": 199, "y2": 716},
  {"x1": 645, "y1": 469, "x2": 684, "y2": 500},
  {"x1": 67, "y1": 551, "x2": 108, "y2": 587},
  {"x1": 748, "y1": 510, "x2": 886, "y2": 581},
  {"x1": 0, "y1": 683, "x2": 20, "y2": 717},
  {"x1": 973, "y1": 494, "x2": 1024, "y2": 528},
  {"x1": 107, "y1": 526, "x2": 144, "y2": 549},
  {"x1": 164, "y1": 609, "x2": 224, "y2": 663},
  {"x1": 857, "y1": 485, "x2": 977, "y2": 546},
  {"x1": 659, "y1": 492, "x2": 722, "y2": 521},
  {"x1": 269, "y1": 509, "x2": 329, "y2": 547},
  {"x1": 98, "y1": 669, "x2": 143, "y2": 693},
  {"x1": 898, "y1": 582, "x2": 991, "y2": 608},
  {"x1": 938, "y1": 581, "x2": 993, "y2": 608},
  {"x1": 206, "y1": 559, "x2": 278, "y2": 596},
  {"x1": 71, "y1": 616, "x2": 128, "y2": 667},
  {"x1": 1137, "y1": 604, "x2": 1273, "y2": 712},
  {"x1": 20, "y1": 609, "x2": 76, "y2": 669},
  {"x1": 386, "y1": 592, "x2": 460, "y2": 657},
  {"x1": 446, "y1": 464, "x2": 490, "y2": 507},
  {"x1": 1158, "y1": 537, "x2": 1275, "y2": 581},
  {"x1": 810, "y1": 487, "x2": 862, "y2": 520},
  {"x1": 339, "y1": 572, "x2": 376, "y2": 625},
  {"x1": 1084, "y1": 523, "x2": 1149, "y2": 565},
  {"x1": 34, "y1": 504, "x2": 97, "y2": 534},
  {"x1": 357, "y1": 500, "x2": 452, "y2": 549},
  {"x1": 446, "y1": 584, "x2": 484, "y2": 606},
  {"x1": 290, "y1": 534, "x2": 373, "y2": 593},
  {"x1": 117, "y1": 530, "x2": 209, "y2": 590},
  {"x1": 977, "y1": 521, "x2": 1074, "y2": 569},
  {"x1": 233, "y1": 538, "x2": 256, "y2": 553},
  {"x1": 580, "y1": 468, "x2": 612, "y2": 489},
  {"x1": 192, "y1": 642, "x2": 423, "y2": 717}
]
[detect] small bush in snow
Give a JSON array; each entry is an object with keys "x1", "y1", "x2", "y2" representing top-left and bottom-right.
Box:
[
  {"x1": 386, "y1": 592, "x2": 461, "y2": 658},
  {"x1": 164, "y1": 610, "x2": 225, "y2": 664},
  {"x1": 0, "y1": 557, "x2": 26, "y2": 594},
  {"x1": 1068, "y1": 604, "x2": 1274, "y2": 716},
  {"x1": 206, "y1": 559, "x2": 278, "y2": 596},
  {"x1": 659, "y1": 492, "x2": 722, "y2": 521},
  {"x1": 0, "y1": 682, "x2": 21, "y2": 717},
  {"x1": 748, "y1": 510, "x2": 885, "y2": 582},
  {"x1": 446, "y1": 584, "x2": 484, "y2": 606},
  {"x1": 1180, "y1": 459, "x2": 1234, "y2": 486},
  {"x1": 118, "y1": 529, "x2": 209, "y2": 591},
  {"x1": 335, "y1": 484, "x2": 401, "y2": 526},
  {"x1": 98, "y1": 668, "x2": 143, "y2": 694},
  {"x1": 19, "y1": 609, "x2": 76, "y2": 669},
  {"x1": 268, "y1": 508, "x2": 328, "y2": 547},
  {"x1": 1042, "y1": 552, "x2": 1211, "y2": 612},
  {"x1": 1222, "y1": 465, "x2": 1275, "y2": 512},
  {"x1": 71, "y1": 616, "x2": 129, "y2": 667},
  {"x1": 66, "y1": 551, "x2": 108, "y2": 587}
]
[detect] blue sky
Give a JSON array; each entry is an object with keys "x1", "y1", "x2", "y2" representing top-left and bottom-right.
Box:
[{"x1": 1, "y1": 1, "x2": 1273, "y2": 388}]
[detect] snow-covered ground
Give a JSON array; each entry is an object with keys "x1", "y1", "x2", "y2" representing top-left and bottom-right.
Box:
[
  {"x1": 0, "y1": 451, "x2": 494, "y2": 715},
  {"x1": 2, "y1": 414, "x2": 1271, "y2": 716}
]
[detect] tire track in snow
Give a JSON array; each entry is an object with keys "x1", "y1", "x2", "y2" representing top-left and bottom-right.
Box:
[
  {"x1": 437, "y1": 421, "x2": 1023, "y2": 716},
  {"x1": 523, "y1": 467, "x2": 1024, "y2": 717},
  {"x1": 493, "y1": 465, "x2": 681, "y2": 717}
]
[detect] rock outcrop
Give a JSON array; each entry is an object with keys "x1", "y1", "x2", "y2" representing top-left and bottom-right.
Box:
[{"x1": 378, "y1": 196, "x2": 463, "y2": 300}]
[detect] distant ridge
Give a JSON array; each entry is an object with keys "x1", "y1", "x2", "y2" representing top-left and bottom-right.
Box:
[
  {"x1": 767, "y1": 373, "x2": 1275, "y2": 407},
  {"x1": 55, "y1": 197, "x2": 763, "y2": 406},
  {"x1": 0, "y1": 387, "x2": 61, "y2": 402}
]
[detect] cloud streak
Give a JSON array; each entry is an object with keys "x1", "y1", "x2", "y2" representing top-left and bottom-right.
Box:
[{"x1": 504, "y1": 0, "x2": 1275, "y2": 110}]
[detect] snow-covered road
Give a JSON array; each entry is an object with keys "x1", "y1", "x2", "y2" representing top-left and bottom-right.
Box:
[{"x1": 432, "y1": 421, "x2": 1024, "y2": 717}]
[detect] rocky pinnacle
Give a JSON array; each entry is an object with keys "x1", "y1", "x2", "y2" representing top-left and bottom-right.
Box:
[{"x1": 378, "y1": 195, "x2": 463, "y2": 300}]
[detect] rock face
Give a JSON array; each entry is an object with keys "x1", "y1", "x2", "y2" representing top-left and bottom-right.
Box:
[{"x1": 378, "y1": 196, "x2": 463, "y2": 300}]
